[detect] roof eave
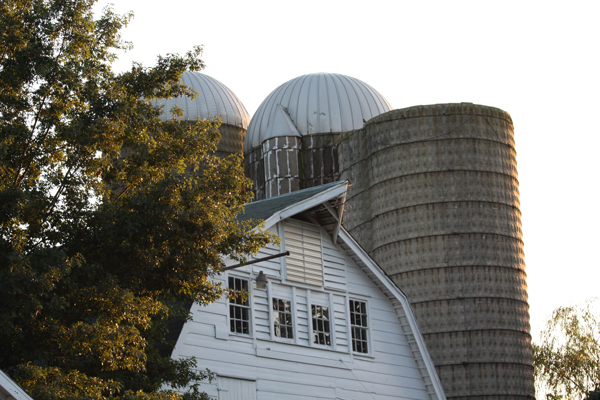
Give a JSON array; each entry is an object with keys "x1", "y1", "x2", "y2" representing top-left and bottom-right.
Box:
[
  {"x1": 336, "y1": 228, "x2": 447, "y2": 400},
  {"x1": 260, "y1": 181, "x2": 349, "y2": 231}
]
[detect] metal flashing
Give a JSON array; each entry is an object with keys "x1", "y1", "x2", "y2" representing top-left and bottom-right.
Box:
[
  {"x1": 238, "y1": 181, "x2": 347, "y2": 228},
  {"x1": 262, "y1": 105, "x2": 301, "y2": 142}
]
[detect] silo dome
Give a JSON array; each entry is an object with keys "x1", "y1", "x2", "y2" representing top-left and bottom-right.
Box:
[
  {"x1": 151, "y1": 71, "x2": 250, "y2": 129},
  {"x1": 244, "y1": 72, "x2": 392, "y2": 152}
]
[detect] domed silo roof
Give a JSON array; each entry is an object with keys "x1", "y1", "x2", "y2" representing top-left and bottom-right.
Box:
[
  {"x1": 244, "y1": 72, "x2": 392, "y2": 152},
  {"x1": 151, "y1": 71, "x2": 250, "y2": 129}
]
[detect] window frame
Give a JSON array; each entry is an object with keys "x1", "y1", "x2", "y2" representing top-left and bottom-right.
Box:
[
  {"x1": 228, "y1": 275, "x2": 252, "y2": 336},
  {"x1": 310, "y1": 303, "x2": 332, "y2": 347},
  {"x1": 349, "y1": 299, "x2": 370, "y2": 354},
  {"x1": 272, "y1": 296, "x2": 294, "y2": 341}
]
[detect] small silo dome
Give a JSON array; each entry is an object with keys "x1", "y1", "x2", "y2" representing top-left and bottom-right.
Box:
[
  {"x1": 150, "y1": 71, "x2": 250, "y2": 129},
  {"x1": 244, "y1": 72, "x2": 392, "y2": 152}
]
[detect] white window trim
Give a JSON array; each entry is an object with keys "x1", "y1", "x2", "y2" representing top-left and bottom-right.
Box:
[
  {"x1": 348, "y1": 297, "x2": 372, "y2": 356},
  {"x1": 227, "y1": 273, "x2": 253, "y2": 337},
  {"x1": 270, "y1": 291, "x2": 296, "y2": 344},
  {"x1": 307, "y1": 289, "x2": 335, "y2": 349},
  {"x1": 310, "y1": 303, "x2": 334, "y2": 349}
]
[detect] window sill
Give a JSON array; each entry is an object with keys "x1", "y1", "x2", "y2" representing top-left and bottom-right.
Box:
[
  {"x1": 272, "y1": 336, "x2": 295, "y2": 344},
  {"x1": 353, "y1": 353, "x2": 375, "y2": 361},
  {"x1": 229, "y1": 332, "x2": 253, "y2": 339}
]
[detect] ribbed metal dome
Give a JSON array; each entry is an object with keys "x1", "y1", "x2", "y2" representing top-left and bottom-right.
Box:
[
  {"x1": 151, "y1": 71, "x2": 250, "y2": 129},
  {"x1": 244, "y1": 73, "x2": 392, "y2": 152}
]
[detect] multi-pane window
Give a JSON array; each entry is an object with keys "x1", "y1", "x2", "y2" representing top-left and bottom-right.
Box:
[
  {"x1": 350, "y1": 300, "x2": 368, "y2": 353},
  {"x1": 229, "y1": 276, "x2": 250, "y2": 335},
  {"x1": 273, "y1": 298, "x2": 293, "y2": 339},
  {"x1": 311, "y1": 305, "x2": 331, "y2": 346}
]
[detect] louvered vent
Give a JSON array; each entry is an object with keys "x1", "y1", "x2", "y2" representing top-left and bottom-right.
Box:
[{"x1": 284, "y1": 220, "x2": 323, "y2": 286}]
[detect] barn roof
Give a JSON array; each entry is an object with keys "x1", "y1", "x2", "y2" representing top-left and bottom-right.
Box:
[{"x1": 238, "y1": 181, "x2": 344, "y2": 223}]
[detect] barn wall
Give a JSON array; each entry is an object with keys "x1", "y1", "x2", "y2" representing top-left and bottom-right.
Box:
[{"x1": 172, "y1": 221, "x2": 432, "y2": 400}]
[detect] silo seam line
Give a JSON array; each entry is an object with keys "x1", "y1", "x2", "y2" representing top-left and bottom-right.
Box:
[
  {"x1": 339, "y1": 137, "x2": 517, "y2": 174},
  {"x1": 432, "y1": 361, "x2": 534, "y2": 368},
  {"x1": 344, "y1": 170, "x2": 521, "y2": 202},
  {"x1": 442, "y1": 395, "x2": 535, "y2": 400},
  {"x1": 390, "y1": 264, "x2": 527, "y2": 273},
  {"x1": 337, "y1": 112, "x2": 513, "y2": 147},
  {"x1": 409, "y1": 296, "x2": 531, "y2": 305},
  {"x1": 368, "y1": 232, "x2": 524, "y2": 253},
  {"x1": 422, "y1": 328, "x2": 532, "y2": 336},
  {"x1": 346, "y1": 199, "x2": 522, "y2": 230},
  {"x1": 348, "y1": 200, "x2": 523, "y2": 232}
]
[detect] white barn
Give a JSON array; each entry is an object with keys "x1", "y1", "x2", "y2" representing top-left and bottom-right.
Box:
[
  {"x1": 0, "y1": 370, "x2": 33, "y2": 400},
  {"x1": 170, "y1": 181, "x2": 446, "y2": 400}
]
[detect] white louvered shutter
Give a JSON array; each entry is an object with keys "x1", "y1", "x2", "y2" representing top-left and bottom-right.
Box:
[{"x1": 284, "y1": 220, "x2": 323, "y2": 286}]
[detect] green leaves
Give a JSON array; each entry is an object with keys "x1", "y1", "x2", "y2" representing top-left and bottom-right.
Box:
[
  {"x1": 1, "y1": 0, "x2": 273, "y2": 398},
  {"x1": 533, "y1": 298, "x2": 600, "y2": 400}
]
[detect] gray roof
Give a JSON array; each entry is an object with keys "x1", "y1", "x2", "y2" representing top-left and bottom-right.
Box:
[
  {"x1": 245, "y1": 72, "x2": 392, "y2": 152},
  {"x1": 150, "y1": 72, "x2": 250, "y2": 129},
  {"x1": 238, "y1": 182, "x2": 342, "y2": 222}
]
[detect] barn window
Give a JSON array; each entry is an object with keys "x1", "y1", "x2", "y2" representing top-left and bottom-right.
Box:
[
  {"x1": 284, "y1": 220, "x2": 324, "y2": 287},
  {"x1": 350, "y1": 300, "x2": 368, "y2": 353},
  {"x1": 229, "y1": 276, "x2": 250, "y2": 335},
  {"x1": 273, "y1": 298, "x2": 293, "y2": 338},
  {"x1": 311, "y1": 305, "x2": 331, "y2": 346}
]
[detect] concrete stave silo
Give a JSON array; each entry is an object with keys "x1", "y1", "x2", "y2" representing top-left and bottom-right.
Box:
[{"x1": 338, "y1": 103, "x2": 534, "y2": 400}]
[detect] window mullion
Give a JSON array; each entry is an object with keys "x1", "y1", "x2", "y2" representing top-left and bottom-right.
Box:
[
  {"x1": 329, "y1": 292, "x2": 337, "y2": 351},
  {"x1": 292, "y1": 287, "x2": 299, "y2": 343},
  {"x1": 307, "y1": 289, "x2": 313, "y2": 347}
]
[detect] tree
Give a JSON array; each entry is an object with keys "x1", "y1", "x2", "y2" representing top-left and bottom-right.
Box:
[
  {"x1": 533, "y1": 298, "x2": 600, "y2": 400},
  {"x1": 0, "y1": 0, "x2": 272, "y2": 398}
]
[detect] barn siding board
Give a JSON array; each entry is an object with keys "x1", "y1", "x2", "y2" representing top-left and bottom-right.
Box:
[
  {"x1": 258, "y1": 393, "x2": 332, "y2": 400},
  {"x1": 257, "y1": 380, "x2": 336, "y2": 398}
]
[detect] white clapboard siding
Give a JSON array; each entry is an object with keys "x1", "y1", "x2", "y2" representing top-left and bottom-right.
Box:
[
  {"x1": 172, "y1": 218, "x2": 437, "y2": 400},
  {"x1": 218, "y1": 377, "x2": 256, "y2": 400},
  {"x1": 253, "y1": 287, "x2": 271, "y2": 340},
  {"x1": 284, "y1": 220, "x2": 324, "y2": 286},
  {"x1": 294, "y1": 291, "x2": 309, "y2": 345},
  {"x1": 332, "y1": 294, "x2": 350, "y2": 351}
]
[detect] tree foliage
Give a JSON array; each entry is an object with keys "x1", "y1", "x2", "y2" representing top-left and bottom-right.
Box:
[
  {"x1": 0, "y1": 0, "x2": 272, "y2": 398},
  {"x1": 533, "y1": 298, "x2": 600, "y2": 400}
]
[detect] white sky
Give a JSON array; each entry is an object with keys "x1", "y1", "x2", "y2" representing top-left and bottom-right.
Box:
[{"x1": 96, "y1": 0, "x2": 600, "y2": 339}]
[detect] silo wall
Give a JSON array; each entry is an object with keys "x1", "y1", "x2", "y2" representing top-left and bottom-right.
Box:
[
  {"x1": 245, "y1": 132, "x2": 341, "y2": 200},
  {"x1": 216, "y1": 124, "x2": 246, "y2": 157},
  {"x1": 262, "y1": 136, "x2": 301, "y2": 198},
  {"x1": 300, "y1": 133, "x2": 340, "y2": 188},
  {"x1": 338, "y1": 103, "x2": 534, "y2": 400},
  {"x1": 244, "y1": 145, "x2": 265, "y2": 200},
  {"x1": 244, "y1": 136, "x2": 301, "y2": 200}
]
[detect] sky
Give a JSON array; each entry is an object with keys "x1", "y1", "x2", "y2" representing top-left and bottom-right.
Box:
[{"x1": 95, "y1": 0, "x2": 600, "y2": 339}]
